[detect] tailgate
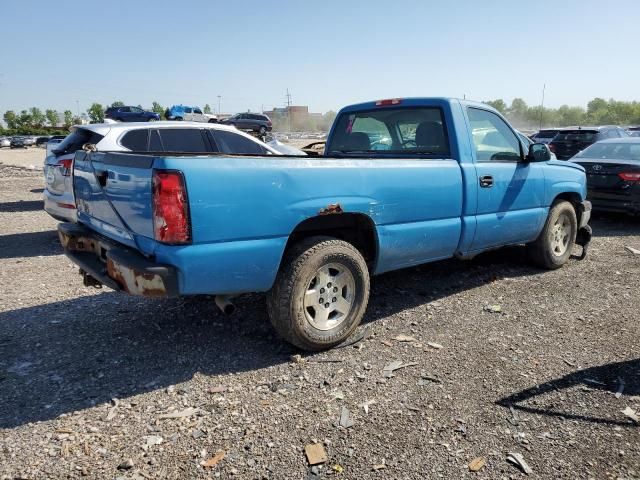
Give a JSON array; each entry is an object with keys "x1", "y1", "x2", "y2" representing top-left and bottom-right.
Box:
[{"x1": 73, "y1": 151, "x2": 155, "y2": 248}]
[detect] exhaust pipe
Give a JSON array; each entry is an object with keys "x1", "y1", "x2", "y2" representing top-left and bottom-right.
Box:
[{"x1": 215, "y1": 295, "x2": 236, "y2": 315}]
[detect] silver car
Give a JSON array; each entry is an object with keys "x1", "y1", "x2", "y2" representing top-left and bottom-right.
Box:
[
  {"x1": 44, "y1": 121, "x2": 280, "y2": 222},
  {"x1": 0, "y1": 137, "x2": 10, "y2": 148}
]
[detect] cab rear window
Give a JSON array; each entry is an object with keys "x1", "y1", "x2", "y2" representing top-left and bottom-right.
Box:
[{"x1": 327, "y1": 107, "x2": 449, "y2": 156}]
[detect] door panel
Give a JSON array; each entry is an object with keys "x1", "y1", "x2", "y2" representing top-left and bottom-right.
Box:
[
  {"x1": 473, "y1": 162, "x2": 546, "y2": 248},
  {"x1": 466, "y1": 107, "x2": 546, "y2": 251}
]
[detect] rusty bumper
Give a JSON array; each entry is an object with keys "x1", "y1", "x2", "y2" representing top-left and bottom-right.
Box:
[{"x1": 58, "y1": 222, "x2": 179, "y2": 298}]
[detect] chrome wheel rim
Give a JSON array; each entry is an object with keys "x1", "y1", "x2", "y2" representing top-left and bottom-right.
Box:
[
  {"x1": 303, "y1": 263, "x2": 355, "y2": 331},
  {"x1": 551, "y1": 213, "x2": 571, "y2": 256}
]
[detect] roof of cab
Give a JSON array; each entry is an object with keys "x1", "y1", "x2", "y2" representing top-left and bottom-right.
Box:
[{"x1": 338, "y1": 97, "x2": 496, "y2": 114}]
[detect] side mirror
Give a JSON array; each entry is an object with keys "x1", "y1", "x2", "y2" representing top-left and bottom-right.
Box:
[{"x1": 526, "y1": 143, "x2": 551, "y2": 162}]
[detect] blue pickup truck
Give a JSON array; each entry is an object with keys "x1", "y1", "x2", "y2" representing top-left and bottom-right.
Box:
[{"x1": 59, "y1": 98, "x2": 592, "y2": 350}]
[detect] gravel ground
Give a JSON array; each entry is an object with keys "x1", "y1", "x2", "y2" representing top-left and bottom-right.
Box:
[
  {"x1": 0, "y1": 165, "x2": 638, "y2": 479},
  {"x1": 0, "y1": 148, "x2": 45, "y2": 171}
]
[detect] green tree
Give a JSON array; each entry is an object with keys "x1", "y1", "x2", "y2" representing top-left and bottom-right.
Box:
[
  {"x1": 204, "y1": 104, "x2": 212, "y2": 114},
  {"x1": 63, "y1": 110, "x2": 74, "y2": 127},
  {"x1": 483, "y1": 99, "x2": 507, "y2": 114},
  {"x1": 18, "y1": 110, "x2": 33, "y2": 129},
  {"x1": 45, "y1": 109, "x2": 59, "y2": 127},
  {"x1": 111, "y1": 101, "x2": 125, "y2": 108},
  {"x1": 509, "y1": 98, "x2": 528, "y2": 118},
  {"x1": 29, "y1": 107, "x2": 46, "y2": 127},
  {"x1": 151, "y1": 101, "x2": 165, "y2": 119},
  {"x1": 87, "y1": 103, "x2": 105, "y2": 123},
  {"x1": 3, "y1": 110, "x2": 18, "y2": 129}
]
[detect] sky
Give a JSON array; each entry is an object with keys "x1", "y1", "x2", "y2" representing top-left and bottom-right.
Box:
[{"x1": 2, "y1": 0, "x2": 639, "y2": 115}]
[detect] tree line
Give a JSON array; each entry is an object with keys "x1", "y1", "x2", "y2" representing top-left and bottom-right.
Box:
[
  {"x1": 0, "y1": 101, "x2": 214, "y2": 136},
  {"x1": 483, "y1": 97, "x2": 640, "y2": 129},
  {"x1": 5, "y1": 97, "x2": 638, "y2": 136}
]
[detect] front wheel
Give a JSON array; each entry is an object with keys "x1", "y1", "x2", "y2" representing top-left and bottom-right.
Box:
[
  {"x1": 267, "y1": 237, "x2": 370, "y2": 351},
  {"x1": 527, "y1": 200, "x2": 577, "y2": 269}
]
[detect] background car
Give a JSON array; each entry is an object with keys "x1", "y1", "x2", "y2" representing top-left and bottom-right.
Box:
[
  {"x1": 221, "y1": 113, "x2": 272, "y2": 135},
  {"x1": 165, "y1": 105, "x2": 217, "y2": 123},
  {"x1": 530, "y1": 128, "x2": 561, "y2": 144},
  {"x1": 22, "y1": 136, "x2": 36, "y2": 146},
  {"x1": 36, "y1": 136, "x2": 50, "y2": 147},
  {"x1": 105, "y1": 106, "x2": 160, "y2": 122},
  {"x1": 0, "y1": 136, "x2": 10, "y2": 148},
  {"x1": 549, "y1": 126, "x2": 628, "y2": 160},
  {"x1": 46, "y1": 135, "x2": 67, "y2": 157},
  {"x1": 43, "y1": 122, "x2": 279, "y2": 222},
  {"x1": 570, "y1": 138, "x2": 640, "y2": 214},
  {"x1": 10, "y1": 136, "x2": 27, "y2": 148}
]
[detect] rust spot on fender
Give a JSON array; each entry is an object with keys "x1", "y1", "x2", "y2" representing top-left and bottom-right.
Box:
[{"x1": 319, "y1": 203, "x2": 343, "y2": 215}]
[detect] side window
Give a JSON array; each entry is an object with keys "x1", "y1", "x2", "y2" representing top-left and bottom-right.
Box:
[
  {"x1": 120, "y1": 107, "x2": 130, "y2": 113},
  {"x1": 213, "y1": 130, "x2": 267, "y2": 155},
  {"x1": 120, "y1": 129, "x2": 149, "y2": 151},
  {"x1": 131, "y1": 107, "x2": 143, "y2": 113},
  {"x1": 149, "y1": 129, "x2": 162, "y2": 151},
  {"x1": 159, "y1": 128, "x2": 211, "y2": 152},
  {"x1": 467, "y1": 108, "x2": 521, "y2": 161},
  {"x1": 194, "y1": 108, "x2": 202, "y2": 114},
  {"x1": 184, "y1": 107, "x2": 193, "y2": 114}
]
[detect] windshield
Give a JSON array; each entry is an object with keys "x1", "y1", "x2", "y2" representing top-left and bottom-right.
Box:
[
  {"x1": 327, "y1": 107, "x2": 449, "y2": 156},
  {"x1": 554, "y1": 130, "x2": 598, "y2": 142},
  {"x1": 575, "y1": 142, "x2": 640, "y2": 161},
  {"x1": 536, "y1": 130, "x2": 558, "y2": 138}
]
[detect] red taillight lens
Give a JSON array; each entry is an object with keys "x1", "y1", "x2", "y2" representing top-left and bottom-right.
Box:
[
  {"x1": 57, "y1": 158, "x2": 73, "y2": 176},
  {"x1": 152, "y1": 170, "x2": 191, "y2": 244},
  {"x1": 619, "y1": 172, "x2": 640, "y2": 182},
  {"x1": 375, "y1": 98, "x2": 402, "y2": 106}
]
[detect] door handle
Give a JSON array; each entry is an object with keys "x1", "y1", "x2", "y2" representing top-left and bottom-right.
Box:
[{"x1": 479, "y1": 175, "x2": 494, "y2": 188}]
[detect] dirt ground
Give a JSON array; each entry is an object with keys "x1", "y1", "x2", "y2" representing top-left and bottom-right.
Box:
[
  {"x1": 0, "y1": 148, "x2": 46, "y2": 171},
  {"x1": 0, "y1": 164, "x2": 638, "y2": 479}
]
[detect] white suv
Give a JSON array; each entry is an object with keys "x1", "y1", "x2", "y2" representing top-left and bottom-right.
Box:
[{"x1": 43, "y1": 122, "x2": 280, "y2": 222}]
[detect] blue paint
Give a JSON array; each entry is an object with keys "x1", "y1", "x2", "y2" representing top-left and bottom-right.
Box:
[{"x1": 71, "y1": 98, "x2": 589, "y2": 297}]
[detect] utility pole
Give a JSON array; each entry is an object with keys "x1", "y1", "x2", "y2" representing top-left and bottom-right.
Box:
[
  {"x1": 539, "y1": 83, "x2": 546, "y2": 130},
  {"x1": 286, "y1": 89, "x2": 292, "y2": 132},
  {"x1": 217, "y1": 95, "x2": 222, "y2": 115}
]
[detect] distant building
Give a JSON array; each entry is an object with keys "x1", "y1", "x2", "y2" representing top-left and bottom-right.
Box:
[{"x1": 262, "y1": 105, "x2": 322, "y2": 131}]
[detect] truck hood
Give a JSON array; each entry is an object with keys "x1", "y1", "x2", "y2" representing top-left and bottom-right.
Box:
[{"x1": 547, "y1": 159, "x2": 585, "y2": 172}]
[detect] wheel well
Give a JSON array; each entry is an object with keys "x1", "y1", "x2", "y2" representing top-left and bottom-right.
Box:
[
  {"x1": 554, "y1": 192, "x2": 583, "y2": 222},
  {"x1": 285, "y1": 213, "x2": 378, "y2": 265}
]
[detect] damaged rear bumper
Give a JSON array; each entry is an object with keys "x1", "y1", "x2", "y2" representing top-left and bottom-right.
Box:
[{"x1": 58, "y1": 222, "x2": 179, "y2": 298}]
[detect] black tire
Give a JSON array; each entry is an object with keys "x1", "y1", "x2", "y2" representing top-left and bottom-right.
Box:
[
  {"x1": 267, "y1": 237, "x2": 370, "y2": 351},
  {"x1": 527, "y1": 200, "x2": 577, "y2": 269},
  {"x1": 259, "y1": 126, "x2": 267, "y2": 135},
  {"x1": 174, "y1": 117, "x2": 183, "y2": 121}
]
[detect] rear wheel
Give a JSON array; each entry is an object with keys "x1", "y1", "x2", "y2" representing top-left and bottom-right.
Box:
[
  {"x1": 174, "y1": 117, "x2": 183, "y2": 121},
  {"x1": 259, "y1": 126, "x2": 267, "y2": 135},
  {"x1": 528, "y1": 200, "x2": 577, "y2": 269},
  {"x1": 267, "y1": 237, "x2": 370, "y2": 351}
]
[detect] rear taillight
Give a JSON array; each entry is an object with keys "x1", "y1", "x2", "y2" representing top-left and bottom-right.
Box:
[
  {"x1": 57, "y1": 158, "x2": 73, "y2": 176},
  {"x1": 152, "y1": 170, "x2": 191, "y2": 244},
  {"x1": 619, "y1": 172, "x2": 640, "y2": 182}
]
